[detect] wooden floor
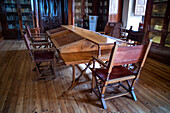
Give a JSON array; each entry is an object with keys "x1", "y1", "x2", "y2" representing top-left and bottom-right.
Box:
[{"x1": 0, "y1": 40, "x2": 170, "y2": 113}]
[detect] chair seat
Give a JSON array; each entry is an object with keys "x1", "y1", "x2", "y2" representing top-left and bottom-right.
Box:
[
  {"x1": 93, "y1": 66, "x2": 135, "y2": 81},
  {"x1": 34, "y1": 51, "x2": 54, "y2": 62}
]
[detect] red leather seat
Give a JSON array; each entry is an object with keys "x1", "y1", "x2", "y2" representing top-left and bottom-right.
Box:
[{"x1": 93, "y1": 66, "x2": 135, "y2": 81}]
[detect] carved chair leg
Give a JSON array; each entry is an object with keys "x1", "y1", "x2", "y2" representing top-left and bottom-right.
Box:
[
  {"x1": 92, "y1": 75, "x2": 95, "y2": 90},
  {"x1": 127, "y1": 80, "x2": 137, "y2": 101},
  {"x1": 101, "y1": 97, "x2": 107, "y2": 109},
  {"x1": 130, "y1": 87, "x2": 137, "y2": 101}
]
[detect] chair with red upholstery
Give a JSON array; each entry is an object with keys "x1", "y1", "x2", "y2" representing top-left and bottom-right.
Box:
[
  {"x1": 91, "y1": 39, "x2": 152, "y2": 109},
  {"x1": 23, "y1": 33, "x2": 56, "y2": 80}
]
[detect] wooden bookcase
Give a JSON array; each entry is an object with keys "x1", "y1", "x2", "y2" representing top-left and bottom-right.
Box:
[
  {"x1": 144, "y1": 0, "x2": 170, "y2": 64},
  {"x1": 0, "y1": 19, "x2": 3, "y2": 42},
  {"x1": 144, "y1": 0, "x2": 170, "y2": 47},
  {"x1": 74, "y1": 0, "x2": 93, "y2": 29},
  {"x1": 73, "y1": 0, "x2": 109, "y2": 31},
  {"x1": 97, "y1": 0, "x2": 109, "y2": 31},
  {"x1": 0, "y1": 0, "x2": 35, "y2": 39}
]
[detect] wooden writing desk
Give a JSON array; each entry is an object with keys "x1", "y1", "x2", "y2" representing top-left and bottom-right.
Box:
[
  {"x1": 61, "y1": 25, "x2": 126, "y2": 45},
  {"x1": 47, "y1": 25, "x2": 126, "y2": 93}
]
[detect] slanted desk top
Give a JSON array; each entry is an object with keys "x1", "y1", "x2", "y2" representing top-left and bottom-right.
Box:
[
  {"x1": 47, "y1": 25, "x2": 127, "y2": 65},
  {"x1": 61, "y1": 25, "x2": 126, "y2": 46}
]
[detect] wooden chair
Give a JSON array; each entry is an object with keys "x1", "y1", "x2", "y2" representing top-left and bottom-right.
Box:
[
  {"x1": 126, "y1": 30, "x2": 145, "y2": 45},
  {"x1": 100, "y1": 22, "x2": 122, "y2": 38},
  {"x1": 108, "y1": 22, "x2": 122, "y2": 38},
  {"x1": 25, "y1": 23, "x2": 49, "y2": 44},
  {"x1": 120, "y1": 26, "x2": 145, "y2": 45},
  {"x1": 23, "y1": 33, "x2": 56, "y2": 80},
  {"x1": 91, "y1": 39, "x2": 152, "y2": 109},
  {"x1": 99, "y1": 24, "x2": 114, "y2": 36}
]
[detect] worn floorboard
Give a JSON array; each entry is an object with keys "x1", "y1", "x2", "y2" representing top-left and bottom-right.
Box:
[{"x1": 0, "y1": 40, "x2": 170, "y2": 113}]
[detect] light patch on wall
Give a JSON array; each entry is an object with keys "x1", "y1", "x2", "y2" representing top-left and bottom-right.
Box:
[
  {"x1": 135, "y1": 0, "x2": 147, "y2": 16},
  {"x1": 109, "y1": 0, "x2": 118, "y2": 15}
]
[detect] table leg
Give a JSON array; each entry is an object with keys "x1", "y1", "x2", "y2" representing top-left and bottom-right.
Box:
[
  {"x1": 72, "y1": 65, "x2": 75, "y2": 83},
  {"x1": 98, "y1": 45, "x2": 101, "y2": 57},
  {"x1": 63, "y1": 60, "x2": 92, "y2": 94}
]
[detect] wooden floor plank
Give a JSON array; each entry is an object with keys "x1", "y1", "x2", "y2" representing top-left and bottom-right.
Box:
[
  {"x1": 0, "y1": 40, "x2": 170, "y2": 113},
  {"x1": 0, "y1": 51, "x2": 19, "y2": 112}
]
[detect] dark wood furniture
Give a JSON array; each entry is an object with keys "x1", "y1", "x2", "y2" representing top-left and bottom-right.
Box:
[
  {"x1": 46, "y1": 27, "x2": 71, "y2": 39},
  {"x1": 73, "y1": 0, "x2": 94, "y2": 28},
  {"x1": 0, "y1": 31, "x2": 3, "y2": 42},
  {"x1": 99, "y1": 24, "x2": 114, "y2": 36},
  {"x1": 0, "y1": 0, "x2": 68, "y2": 39},
  {"x1": 96, "y1": 0, "x2": 109, "y2": 31},
  {"x1": 72, "y1": 0, "x2": 120, "y2": 31},
  {"x1": 144, "y1": 0, "x2": 170, "y2": 64},
  {"x1": 23, "y1": 33, "x2": 56, "y2": 80},
  {"x1": 108, "y1": 22, "x2": 122, "y2": 38},
  {"x1": 25, "y1": 23, "x2": 49, "y2": 45},
  {"x1": 37, "y1": 0, "x2": 62, "y2": 32},
  {"x1": 0, "y1": 20, "x2": 3, "y2": 42},
  {"x1": 0, "y1": 0, "x2": 35, "y2": 39},
  {"x1": 126, "y1": 30, "x2": 146, "y2": 45},
  {"x1": 47, "y1": 25, "x2": 127, "y2": 93},
  {"x1": 91, "y1": 40, "x2": 152, "y2": 109},
  {"x1": 99, "y1": 22, "x2": 122, "y2": 38}
]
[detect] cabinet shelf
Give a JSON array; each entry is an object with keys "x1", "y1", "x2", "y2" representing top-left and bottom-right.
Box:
[
  {"x1": 1, "y1": 0, "x2": 34, "y2": 39},
  {"x1": 151, "y1": 16, "x2": 165, "y2": 18},
  {"x1": 75, "y1": 20, "x2": 83, "y2": 21},
  {"x1": 22, "y1": 20, "x2": 32, "y2": 22},
  {"x1": 21, "y1": 12, "x2": 32, "y2": 14},
  {"x1": 6, "y1": 12, "x2": 18, "y2": 14},
  {"x1": 20, "y1": 4, "x2": 31, "y2": 6},
  {"x1": 145, "y1": 0, "x2": 170, "y2": 48},
  {"x1": 75, "y1": 13, "x2": 81, "y2": 14},
  {"x1": 75, "y1": 5, "x2": 81, "y2": 7},
  {"x1": 7, "y1": 20, "x2": 18, "y2": 22},
  {"x1": 4, "y1": 3, "x2": 17, "y2": 5},
  {"x1": 149, "y1": 29, "x2": 163, "y2": 33},
  {"x1": 153, "y1": 1, "x2": 168, "y2": 4}
]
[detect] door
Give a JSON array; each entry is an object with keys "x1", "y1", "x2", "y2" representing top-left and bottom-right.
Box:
[{"x1": 38, "y1": 0, "x2": 62, "y2": 32}]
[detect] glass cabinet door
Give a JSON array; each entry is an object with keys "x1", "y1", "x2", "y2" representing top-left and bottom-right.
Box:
[
  {"x1": 74, "y1": 0, "x2": 83, "y2": 27},
  {"x1": 4, "y1": 0, "x2": 19, "y2": 29},
  {"x1": 83, "y1": 0, "x2": 93, "y2": 29},
  {"x1": 19, "y1": 0, "x2": 33, "y2": 28},
  {"x1": 152, "y1": 3, "x2": 167, "y2": 17},
  {"x1": 165, "y1": 20, "x2": 170, "y2": 47},
  {"x1": 149, "y1": 1, "x2": 168, "y2": 45}
]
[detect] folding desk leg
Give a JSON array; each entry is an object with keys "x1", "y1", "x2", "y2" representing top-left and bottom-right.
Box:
[
  {"x1": 63, "y1": 60, "x2": 92, "y2": 94},
  {"x1": 62, "y1": 65, "x2": 76, "y2": 94}
]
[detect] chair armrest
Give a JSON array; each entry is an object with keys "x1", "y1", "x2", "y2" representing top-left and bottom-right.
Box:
[{"x1": 92, "y1": 56, "x2": 108, "y2": 68}]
